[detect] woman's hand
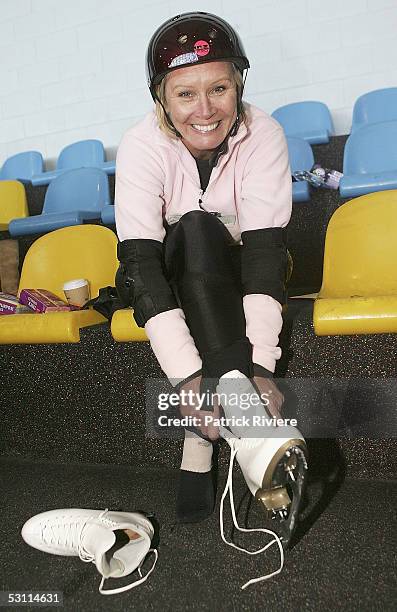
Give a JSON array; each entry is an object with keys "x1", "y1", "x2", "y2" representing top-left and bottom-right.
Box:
[
  {"x1": 178, "y1": 374, "x2": 221, "y2": 441},
  {"x1": 253, "y1": 376, "x2": 284, "y2": 419}
]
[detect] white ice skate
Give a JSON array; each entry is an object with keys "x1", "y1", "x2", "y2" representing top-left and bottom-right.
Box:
[
  {"x1": 216, "y1": 370, "x2": 308, "y2": 588},
  {"x1": 21, "y1": 508, "x2": 157, "y2": 595}
]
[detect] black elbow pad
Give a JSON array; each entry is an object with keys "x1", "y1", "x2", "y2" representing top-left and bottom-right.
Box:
[
  {"x1": 241, "y1": 228, "x2": 288, "y2": 305},
  {"x1": 116, "y1": 239, "x2": 178, "y2": 327}
]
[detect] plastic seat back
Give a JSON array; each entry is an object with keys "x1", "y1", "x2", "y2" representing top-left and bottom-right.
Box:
[
  {"x1": 352, "y1": 87, "x2": 397, "y2": 133},
  {"x1": 343, "y1": 121, "x2": 397, "y2": 175},
  {"x1": 287, "y1": 137, "x2": 314, "y2": 172},
  {"x1": 0, "y1": 151, "x2": 44, "y2": 181},
  {"x1": 42, "y1": 167, "x2": 110, "y2": 214},
  {"x1": 19, "y1": 225, "x2": 118, "y2": 301},
  {"x1": 320, "y1": 191, "x2": 397, "y2": 299},
  {"x1": 0, "y1": 181, "x2": 29, "y2": 230},
  {"x1": 272, "y1": 101, "x2": 334, "y2": 144},
  {"x1": 57, "y1": 139, "x2": 105, "y2": 170}
]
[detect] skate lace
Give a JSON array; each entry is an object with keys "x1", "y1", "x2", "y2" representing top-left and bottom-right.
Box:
[
  {"x1": 40, "y1": 509, "x2": 158, "y2": 596},
  {"x1": 92, "y1": 511, "x2": 158, "y2": 596},
  {"x1": 220, "y1": 447, "x2": 284, "y2": 589},
  {"x1": 98, "y1": 548, "x2": 158, "y2": 596},
  {"x1": 40, "y1": 508, "x2": 116, "y2": 562}
]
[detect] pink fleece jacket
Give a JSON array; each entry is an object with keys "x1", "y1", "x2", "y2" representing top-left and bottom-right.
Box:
[{"x1": 115, "y1": 102, "x2": 291, "y2": 382}]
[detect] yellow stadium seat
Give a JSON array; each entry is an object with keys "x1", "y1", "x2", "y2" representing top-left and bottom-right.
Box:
[
  {"x1": 314, "y1": 190, "x2": 397, "y2": 335},
  {"x1": 0, "y1": 224, "x2": 118, "y2": 344},
  {"x1": 111, "y1": 308, "x2": 148, "y2": 342},
  {"x1": 0, "y1": 180, "x2": 28, "y2": 231}
]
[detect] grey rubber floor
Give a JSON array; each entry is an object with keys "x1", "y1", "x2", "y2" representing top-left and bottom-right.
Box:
[{"x1": 1, "y1": 457, "x2": 396, "y2": 612}]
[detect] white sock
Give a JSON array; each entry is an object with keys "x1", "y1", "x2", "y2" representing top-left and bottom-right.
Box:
[{"x1": 180, "y1": 430, "x2": 213, "y2": 473}]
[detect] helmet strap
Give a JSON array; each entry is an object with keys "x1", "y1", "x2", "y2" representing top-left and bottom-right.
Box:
[
  {"x1": 230, "y1": 68, "x2": 248, "y2": 137},
  {"x1": 153, "y1": 93, "x2": 182, "y2": 138}
]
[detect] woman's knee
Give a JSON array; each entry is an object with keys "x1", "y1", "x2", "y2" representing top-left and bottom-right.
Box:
[
  {"x1": 164, "y1": 210, "x2": 237, "y2": 280},
  {"x1": 178, "y1": 210, "x2": 230, "y2": 243}
]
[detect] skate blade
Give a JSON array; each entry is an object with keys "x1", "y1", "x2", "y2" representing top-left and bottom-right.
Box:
[{"x1": 255, "y1": 440, "x2": 308, "y2": 547}]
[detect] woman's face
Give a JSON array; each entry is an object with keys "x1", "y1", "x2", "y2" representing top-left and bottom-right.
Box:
[{"x1": 164, "y1": 61, "x2": 238, "y2": 160}]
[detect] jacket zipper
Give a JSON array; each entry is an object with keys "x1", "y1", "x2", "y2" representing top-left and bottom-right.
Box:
[
  {"x1": 198, "y1": 188, "x2": 221, "y2": 217},
  {"x1": 198, "y1": 189, "x2": 204, "y2": 207}
]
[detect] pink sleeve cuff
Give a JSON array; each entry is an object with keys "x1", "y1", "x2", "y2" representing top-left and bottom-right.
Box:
[
  {"x1": 243, "y1": 294, "x2": 283, "y2": 373},
  {"x1": 144, "y1": 309, "x2": 202, "y2": 384}
]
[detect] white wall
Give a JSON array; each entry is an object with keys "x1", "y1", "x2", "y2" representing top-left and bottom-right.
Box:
[{"x1": 0, "y1": 0, "x2": 396, "y2": 167}]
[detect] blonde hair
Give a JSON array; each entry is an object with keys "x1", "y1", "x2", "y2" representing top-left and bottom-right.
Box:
[{"x1": 154, "y1": 62, "x2": 247, "y2": 139}]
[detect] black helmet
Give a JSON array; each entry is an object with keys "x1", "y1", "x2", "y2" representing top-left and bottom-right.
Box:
[{"x1": 146, "y1": 12, "x2": 250, "y2": 100}]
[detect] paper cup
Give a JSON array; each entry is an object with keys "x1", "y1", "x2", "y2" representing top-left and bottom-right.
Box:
[{"x1": 63, "y1": 279, "x2": 90, "y2": 308}]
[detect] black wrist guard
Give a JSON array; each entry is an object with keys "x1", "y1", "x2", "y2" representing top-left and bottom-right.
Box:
[
  {"x1": 174, "y1": 369, "x2": 202, "y2": 392},
  {"x1": 253, "y1": 363, "x2": 274, "y2": 378},
  {"x1": 241, "y1": 228, "x2": 288, "y2": 305},
  {"x1": 116, "y1": 239, "x2": 178, "y2": 327}
]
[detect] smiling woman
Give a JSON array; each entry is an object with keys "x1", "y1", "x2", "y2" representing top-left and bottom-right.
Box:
[
  {"x1": 114, "y1": 11, "x2": 307, "y2": 568},
  {"x1": 164, "y1": 62, "x2": 237, "y2": 160},
  {"x1": 155, "y1": 62, "x2": 247, "y2": 155}
]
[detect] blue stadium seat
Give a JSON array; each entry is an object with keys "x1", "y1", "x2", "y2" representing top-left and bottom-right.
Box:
[
  {"x1": 351, "y1": 87, "x2": 397, "y2": 133},
  {"x1": 31, "y1": 139, "x2": 116, "y2": 186},
  {"x1": 101, "y1": 204, "x2": 115, "y2": 225},
  {"x1": 9, "y1": 167, "x2": 110, "y2": 237},
  {"x1": 287, "y1": 137, "x2": 314, "y2": 202},
  {"x1": 272, "y1": 101, "x2": 334, "y2": 144},
  {"x1": 0, "y1": 151, "x2": 44, "y2": 183},
  {"x1": 101, "y1": 160, "x2": 116, "y2": 174},
  {"x1": 339, "y1": 121, "x2": 397, "y2": 198}
]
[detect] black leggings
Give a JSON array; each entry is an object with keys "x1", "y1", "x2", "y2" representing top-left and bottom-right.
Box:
[{"x1": 163, "y1": 211, "x2": 253, "y2": 382}]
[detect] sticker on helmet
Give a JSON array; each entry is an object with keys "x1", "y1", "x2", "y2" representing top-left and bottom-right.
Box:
[
  {"x1": 169, "y1": 52, "x2": 199, "y2": 68},
  {"x1": 194, "y1": 40, "x2": 210, "y2": 56}
]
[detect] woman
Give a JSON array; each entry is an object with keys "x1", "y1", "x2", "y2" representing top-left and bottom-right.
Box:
[{"x1": 115, "y1": 12, "x2": 307, "y2": 539}]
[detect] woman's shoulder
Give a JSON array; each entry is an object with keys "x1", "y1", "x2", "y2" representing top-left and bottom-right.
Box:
[
  {"x1": 245, "y1": 102, "x2": 283, "y2": 130},
  {"x1": 244, "y1": 102, "x2": 284, "y2": 137},
  {"x1": 237, "y1": 102, "x2": 287, "y2": 159},
  {"x1": 117, "y1": 111, "x2": 172, "y2": 167},
  {"x1": 119, "y1": 111, "x2": 164, "y2": 146}
]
